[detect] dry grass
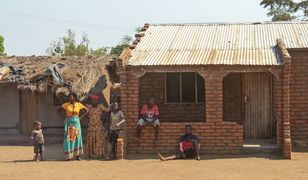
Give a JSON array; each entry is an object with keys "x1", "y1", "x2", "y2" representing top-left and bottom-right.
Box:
[{"x1": 0, "y1": 55, "x2": 114, "y2": 100}]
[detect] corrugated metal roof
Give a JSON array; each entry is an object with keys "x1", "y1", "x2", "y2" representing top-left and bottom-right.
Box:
[{"x1": 128, "y1": 22, "x2": 308, "y2": 66}]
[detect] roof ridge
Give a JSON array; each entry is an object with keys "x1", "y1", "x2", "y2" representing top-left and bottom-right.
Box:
[{"x1": 151, "y1": 21, "x2": 308, "y2": 26}]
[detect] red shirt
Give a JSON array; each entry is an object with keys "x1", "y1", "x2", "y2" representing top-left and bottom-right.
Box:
[{"x1": 140, "y1": 104, "x2": 159, "y2": 119}]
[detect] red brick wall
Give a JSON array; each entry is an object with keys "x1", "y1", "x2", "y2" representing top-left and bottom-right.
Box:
[
  {"x1": 139, "y1": 73, "x2": 205, "y2": 122},
  {"x1": 120, "y1": 66, "x2": 285, "y2": 155},
  {"x1": 273, "y1": 73, "x2": 283, "y2": 147},
  {"x1": 223, "y1": 73, "x2": 279, "y2": 138},
  {"x1": 223, "y1": 73, "x2": 242, "y2": 124},
  {"x1": 127, "y1": 122, "x2": 243, "y2": 154},
  {"x1": 120, "y1": 67, "x2": 244, "y2": 155},
  {"x1": 289, "y1": 50, "x2": 308, "y2": 148}
]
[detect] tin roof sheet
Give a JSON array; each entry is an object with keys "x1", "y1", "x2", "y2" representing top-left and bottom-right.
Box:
[{"x1": 128, "y1": 22, "x2": 308, "y2": 66}]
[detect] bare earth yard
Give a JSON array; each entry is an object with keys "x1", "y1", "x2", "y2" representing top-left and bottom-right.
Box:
[{"x1": 1, "y1": 145, "x2": 308, "y2": 180}]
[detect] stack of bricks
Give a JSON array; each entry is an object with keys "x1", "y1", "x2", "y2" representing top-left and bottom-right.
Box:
[{"x1": 117, "y1": 138, "x2": 124, "y2": 159}]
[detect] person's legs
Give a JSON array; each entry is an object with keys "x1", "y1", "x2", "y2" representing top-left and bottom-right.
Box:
[
  {"x1": 137, "y1": 119, "x2": 160, "y2": 141},
  {"x1": 137, "y1": 119, "x2": 145, "y2": 139},
  {"x1": 158, "y1": 153, "x2": 177, "y2": 161},
  {"x1": 112, "y1": 131, "x2": 119, "y2": 159},
  {"x1": 34, "y1": 143, "x2": 39, "y2": 161},
  {"x1": 106, "y1": 131, "x2": 115, "y2": 160},
  {"x1": 34, "y1": 154, "x2": 39, "y2": 161},
  {"x1": 87, "y1": 131, "x2": 93, "y2": 158},
  {"x1": 192, "y1": 140, "x2": 201, "y2": 160},
  {"x1": 106, "y1": 141, "x2": 113, "y2": 160},
  {"x1": 153, "y1": 119, "x2": 160, "y2": 141},
  {"x1": 75, "y1": 119, "x2": 83, "y2": 161},
  {"x1": 39, "y1": 144, "x2": 44, "y2": 161},
  {"x1": 154, "y1": 126, "x2": 159, "y2": 141},
  {"x1": 107, "y1": 130, "x2": 119, "y2": 160}
]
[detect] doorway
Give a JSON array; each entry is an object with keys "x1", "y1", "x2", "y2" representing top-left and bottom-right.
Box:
[{"x1": 223, "y1": 72, "x2": 273, "y2": 139}]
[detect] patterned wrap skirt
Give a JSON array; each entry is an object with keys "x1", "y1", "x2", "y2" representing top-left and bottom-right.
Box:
[{"x1": 63, "y1": 116, "x2": 83, "y2": 158}]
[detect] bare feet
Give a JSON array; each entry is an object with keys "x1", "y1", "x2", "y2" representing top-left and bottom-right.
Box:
[
  {"x1": 34, "y1": 155, "x2": 39, "y2": 162},
  {"x1": 76, "y1": 156, "x2": 81, "y2": 161},
  {"x1": 157, "y1": 153, "x2": 166, "y2": 161}
]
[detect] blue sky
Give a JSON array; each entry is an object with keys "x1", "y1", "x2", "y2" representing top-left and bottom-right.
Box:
[{"x1": 0, "y1": 0, "x2": 269, "y2": 55}]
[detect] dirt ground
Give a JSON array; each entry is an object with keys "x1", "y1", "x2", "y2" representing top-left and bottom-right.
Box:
[{"x1": 1, "y1": 145, "x2": 308, "y2": 180}]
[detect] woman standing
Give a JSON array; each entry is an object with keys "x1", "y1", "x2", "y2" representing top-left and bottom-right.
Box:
[
  {"x1": 86, "y1": 95, "x2": 108, "y2": 158},
  {"x1": 58, "y1": 92, "x2": 89, "y2": 161}
]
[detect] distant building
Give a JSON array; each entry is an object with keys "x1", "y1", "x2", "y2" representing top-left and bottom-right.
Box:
[{"x1": 0, "y1": 55, "x2": 115, "y2": 141}]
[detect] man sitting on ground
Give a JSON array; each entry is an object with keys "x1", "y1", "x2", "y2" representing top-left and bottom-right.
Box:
[
  {"x1": 137, "y1": 98, "x2": 160, "y2": 142},
  {"x1": 158, "y1": 125, "x2": 201, "y2": 161}
]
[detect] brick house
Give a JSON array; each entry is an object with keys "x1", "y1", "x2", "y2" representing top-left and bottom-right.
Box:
[{"x1": 117, "y1": 22, "x2": 308, "y2": 159}]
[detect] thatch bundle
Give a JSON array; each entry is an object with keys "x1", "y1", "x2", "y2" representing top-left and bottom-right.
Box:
[{"x1": 0, "y1": 55, "x2": 114, "y2": 100}]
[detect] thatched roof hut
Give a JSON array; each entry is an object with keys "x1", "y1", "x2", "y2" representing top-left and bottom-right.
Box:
[
  {"x1": 0, "y1": 55, "x2": 117, "y2": 136},
  {"x1": 0, "y1": 55, "x2": 114, "y2": 101}
]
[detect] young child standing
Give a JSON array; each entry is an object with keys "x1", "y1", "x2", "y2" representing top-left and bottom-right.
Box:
[
  {"x1": 30, "y1": 121, "x2": 45, "y2": 162},
  {"x1": 106, "y1": 102, "x2": 125, "y2": 160}
]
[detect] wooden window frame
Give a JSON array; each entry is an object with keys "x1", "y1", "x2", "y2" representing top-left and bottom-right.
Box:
[{"x1": 165, "y1": 72, "x2": 204, "y2": 104}]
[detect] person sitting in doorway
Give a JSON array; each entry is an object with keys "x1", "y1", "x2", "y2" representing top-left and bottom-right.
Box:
[
  {"x1": 158, "y1": 125, "x2": 201, "y2": 161},
  {"x1": 137, "y1": 98, "x2": 160, "y2": 142}
]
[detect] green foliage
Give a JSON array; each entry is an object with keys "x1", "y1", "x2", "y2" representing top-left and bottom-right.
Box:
[
  {"x1": 0, "y1": 35, "x2": 6, "y2": 56},
  {"x1": 295, "y1": 0, "x2": 308, "y2": 19},
  {"x1": 121, "y1": 35, "x2": 132, "y2": 44},
  {"x1": 110, "y1": 35, "x2": 132, "y2": 55},
  {"x1": 260, "y1": 0, "x2": 308, "y2": 21},
  {"x1": 111, "y1": 44, "x2": 129, "y2": 55},
  {"x1": 46, "y1": 29, "x2": 106, "y2": 56},
  {"x1": 90, "y1": 47, "x2": 107, "y2": 56},
  {"x1": 271, "y1": 12, "x2": 295, "y2": 21},
  {"x1": 135, "y1": 26, "x2": 143, "y2": 33},
  {"x1": 48, "y1": 40, "x2": 63, "y2": 56}
]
